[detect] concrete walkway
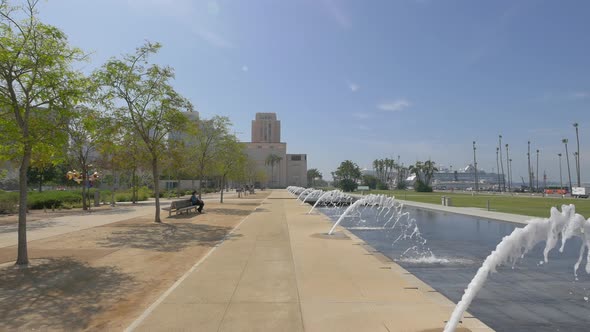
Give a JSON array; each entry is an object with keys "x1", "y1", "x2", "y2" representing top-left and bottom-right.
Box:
[
  {"x1": 128, "y1": 190, "x2": 492, "y2": 332},
  {"x1": 395, "y1": 200, "x2": 533, "y2": 225}
]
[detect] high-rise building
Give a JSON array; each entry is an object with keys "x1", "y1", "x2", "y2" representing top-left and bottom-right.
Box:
[
  {"x1": 245, "y1": 113, "x2": 307, "y2": 188},
  {"x1": 251, "y1": 113, "x2": 281, "y2": 143}
]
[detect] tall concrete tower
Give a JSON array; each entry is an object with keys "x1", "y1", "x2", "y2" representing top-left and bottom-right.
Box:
[{"x1": 251, "y1": 113, "x2": 281, "y2": 143}]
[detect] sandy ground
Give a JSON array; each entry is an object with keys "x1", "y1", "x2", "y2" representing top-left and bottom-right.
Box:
[{"x1": 0, "y1": 191, "x2": 270, "y2": 331}]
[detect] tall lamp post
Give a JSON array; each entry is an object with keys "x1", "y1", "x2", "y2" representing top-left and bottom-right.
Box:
[
  {"x1": 505, "y1": 143, "x2": 511, "y2": 191},
  {"x1": 526, "y1": 141, "x2": 533, "y2": 191},
  {"x1": 574, "y1": 123, "x2": 581, "y2": 187},
  {"x1": 473, "y1": 141, "x2": 479, "y2": 192},
  {"x1": 509, "y1": 158, "x2": 513, "y2": 192},
  {"x1": 536, "y1": 149, "x2": 540, "y2": 192},
  {"x1": 563, "y1": 138, "x2": 573, "y2": 193},
  {"x1": 558, "y1": 153, "x2": 563, "y2": 190},
  {"x1": 496, "y1": 147, "x2": 501, "y2": 191},
  {"x1": 499, "y1": 135, "x2": 505, "y2": 191}
]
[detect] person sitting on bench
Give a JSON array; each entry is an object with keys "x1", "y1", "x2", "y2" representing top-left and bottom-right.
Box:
[{"x1": 190, "y1": 191, "x2": 205, "y2": 213}]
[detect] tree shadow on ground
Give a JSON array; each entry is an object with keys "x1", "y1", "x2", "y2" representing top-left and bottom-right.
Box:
[
  {"x1": 0, "y1": 220, "x2": 59, "y2": 234},
  {"x1": 205, "y1": 207, "x2": 252, "y2": 216},
  {"x1": 232, "y1": 202, "x2": 261, "y2": 206},
  {"x1": 0, "y1": 258, "x2": 134, "y2": 331},
  {"x1": 97, "y1": 222, "x2": 237, "y2": 252}
]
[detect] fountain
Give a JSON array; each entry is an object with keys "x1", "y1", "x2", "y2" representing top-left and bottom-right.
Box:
[
  {"x1": 444, "y1": 204, "x2": 590, "y2": 332},
  {"x1": 324, "y1": 194, "x2": 432, "y2": 260},
  {"x1": 308, "y1": 190, "x2": 354, "y2": 214},
  {"x1": 301, "y1": 189, "x2": 324, "y2": 205},
  {"x1": 296, "y1": 188, "x2": 315, "y2": 201}
]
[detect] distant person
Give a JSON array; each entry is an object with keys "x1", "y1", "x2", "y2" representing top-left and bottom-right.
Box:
[{"x1": 190, "y1": 191, "x2": 204, "y2": 213}]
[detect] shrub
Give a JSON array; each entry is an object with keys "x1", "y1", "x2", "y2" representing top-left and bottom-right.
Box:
[
  {"x1": 0, "y1": 191, "x2": 18, "y2": 214},
  {"x1": 28, "y1": 191, "x2": 82, "y2": 209},
  {"x1": 338, "y1": 179, "x2": 358, "y2": 192},
  {"x1": 414, "y1": 180, "x2": 433, "y2": 192}
]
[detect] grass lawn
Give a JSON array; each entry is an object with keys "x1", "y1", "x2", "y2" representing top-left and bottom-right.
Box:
[{"x1": 367, "y1": 190, "x2": 590, "y2": 218}]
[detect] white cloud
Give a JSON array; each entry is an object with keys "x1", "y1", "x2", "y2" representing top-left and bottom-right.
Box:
[
  {"x1": 377, "y1": 99, "x2": 411, "y2": 112},
  {"x1": 347, "y1": 81, "x2": 359, "y2": 92},
  {"x1": 242, "y1": 65, "x2": 249, "y2": 72}
]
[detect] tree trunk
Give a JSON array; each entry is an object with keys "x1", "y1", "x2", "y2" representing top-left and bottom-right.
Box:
[
  {"x1": 82, "y1": 167, "x2": 88, "y2": 211},
  {"x1": 16, "y1": 145, "x2": 32, "y2": 266},
  {"x1": 152, "y1": 156, "x2": 161, "y2": 223},
  {"x1": 220, "y1": 174, "x2": 225, "y2": 203},
  {"x1": 132, "y1": 167, "x2": 137, "y2": 204},
  {"x1": 198, "y1": 166, "x2": 204, "y2": 199}
]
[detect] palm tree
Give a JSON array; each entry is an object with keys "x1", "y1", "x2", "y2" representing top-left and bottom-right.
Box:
[
  {"x1": 563, "y1": 138, "x2": 573, "y2": 192},
  {"x1": 265, "y1": 154, "x2": 282, "y2": 188},
  {"x1": 574, "y1": 123, "x2": 581, "y2": 187}
]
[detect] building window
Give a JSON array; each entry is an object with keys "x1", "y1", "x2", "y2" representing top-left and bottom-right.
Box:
[{"x1": 291, "y1": 155, "x2": 301, "y2": 161}]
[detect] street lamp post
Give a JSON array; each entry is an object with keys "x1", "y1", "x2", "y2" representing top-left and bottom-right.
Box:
[
  {"x1": 558, "y1": 153, "x2": 563, "y2": 190},
  {"x1": 574, "y1": 123, "x2": 581, "y2": 187},
  {"x1": 563, "y1": 138, "x2": 573, "y2": 193},
  {"x1": 526, "y1": 141, "x2": 533, "y2": 191},
  {"x1": 499, "y1": 135, "x2": 505, "y2": 192},
  {"x1": 496, "y1": 147, "x2": 501, "y2": 191},
  {"x1": 536, "y1": 149, "x2": 540, "y2": 192},
  {"x1": 505, "y1": 143, "x2": 511, "y2": 191},
  {"x1": 473, "y1": 141, "x2": 479, "y2": 192},
  {"x1": 509, "y1": 158, "x2": 513, "y2": 192}
]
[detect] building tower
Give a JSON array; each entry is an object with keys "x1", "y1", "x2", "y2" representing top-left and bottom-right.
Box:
[{"x1": 252, "y1": 113, "x2": 281, "y2": 143}]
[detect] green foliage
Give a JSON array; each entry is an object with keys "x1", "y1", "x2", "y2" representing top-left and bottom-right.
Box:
[
  {"x1": 339, "y1": 178, "x2": 358, "y2": 192},
  {"x1": 27, "y1": 191, "x2": 81, "y2": 209},
  {"x1": 362, "y1": 174, "x2": 380, "y2": 190},
  {"x1": 334, "y1": 160, "x2": 361, "y2": 181},
  {"x1": 0, "y1": 190, "x2": 18, "y2": 213},
  {"x1": 307, "y1": 168, "x2": 322, "y2": 186},
  {"x1": 115, "y1": 187, "x2": 150, "y2": 202},
  {"x1": 414, "y1": 180, "x2": 433, "y2": 192}
]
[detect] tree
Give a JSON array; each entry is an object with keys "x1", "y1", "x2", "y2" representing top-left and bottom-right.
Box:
[
  {"x1": 94, "y1": 41, "x2": 192, "y2": 223},
  {"x1": 0, "y1": 0, "x2": 86, "y2": 265},
  {"x1": 214, "y1": 135, "x2": 246, "y2": 203},
  {"x1": 409, "y1": 160, "x2": 438, "y2": 192},
  {"x1": 362, "y1": 174, "x2": 379, "y2": 190},
  {"x1": 188, "y1": 115, "x2": 231, "y2": 196},
  {"x1": 334, "y1": 160, "x2": 361, "y2": 192},
  {"x1": 307, "y1": 168, "x2": 322, "y2": 187},
  {"x1": 67, "y1": 106, "x2": 108, "y2": 210},
  {"x1": 265, "y1": 153, "x2": 282, "y2": 188}
]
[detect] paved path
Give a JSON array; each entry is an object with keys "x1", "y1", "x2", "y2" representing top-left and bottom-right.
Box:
[
  {"x1": 395, "y1": 199, "x2": 533, "y2": 225},
  {"x1": 128, "y1": 190, "x2": 492, "y2": 332}
]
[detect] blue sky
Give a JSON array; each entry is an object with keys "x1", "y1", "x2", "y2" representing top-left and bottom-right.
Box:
[{"x1": 38, "y1": 0, "x2": 590, "y2": 183}]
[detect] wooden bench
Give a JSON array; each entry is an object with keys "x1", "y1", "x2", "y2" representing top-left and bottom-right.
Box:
[{"x1": 164, "y1": 200, "x2": 198, "y2": 216}]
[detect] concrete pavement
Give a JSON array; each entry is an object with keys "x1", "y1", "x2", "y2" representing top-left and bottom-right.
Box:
[{"x1": 128, "y1": 190, "x2": 492, "y2": 332}]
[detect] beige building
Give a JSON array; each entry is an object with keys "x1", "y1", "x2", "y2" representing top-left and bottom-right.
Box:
[
  {"x1": 251, "y1": 113, "x2": 281, "y2": 143},
  {"x1": 245, "y1": 113, "x2": 307, "y2": 188}
]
